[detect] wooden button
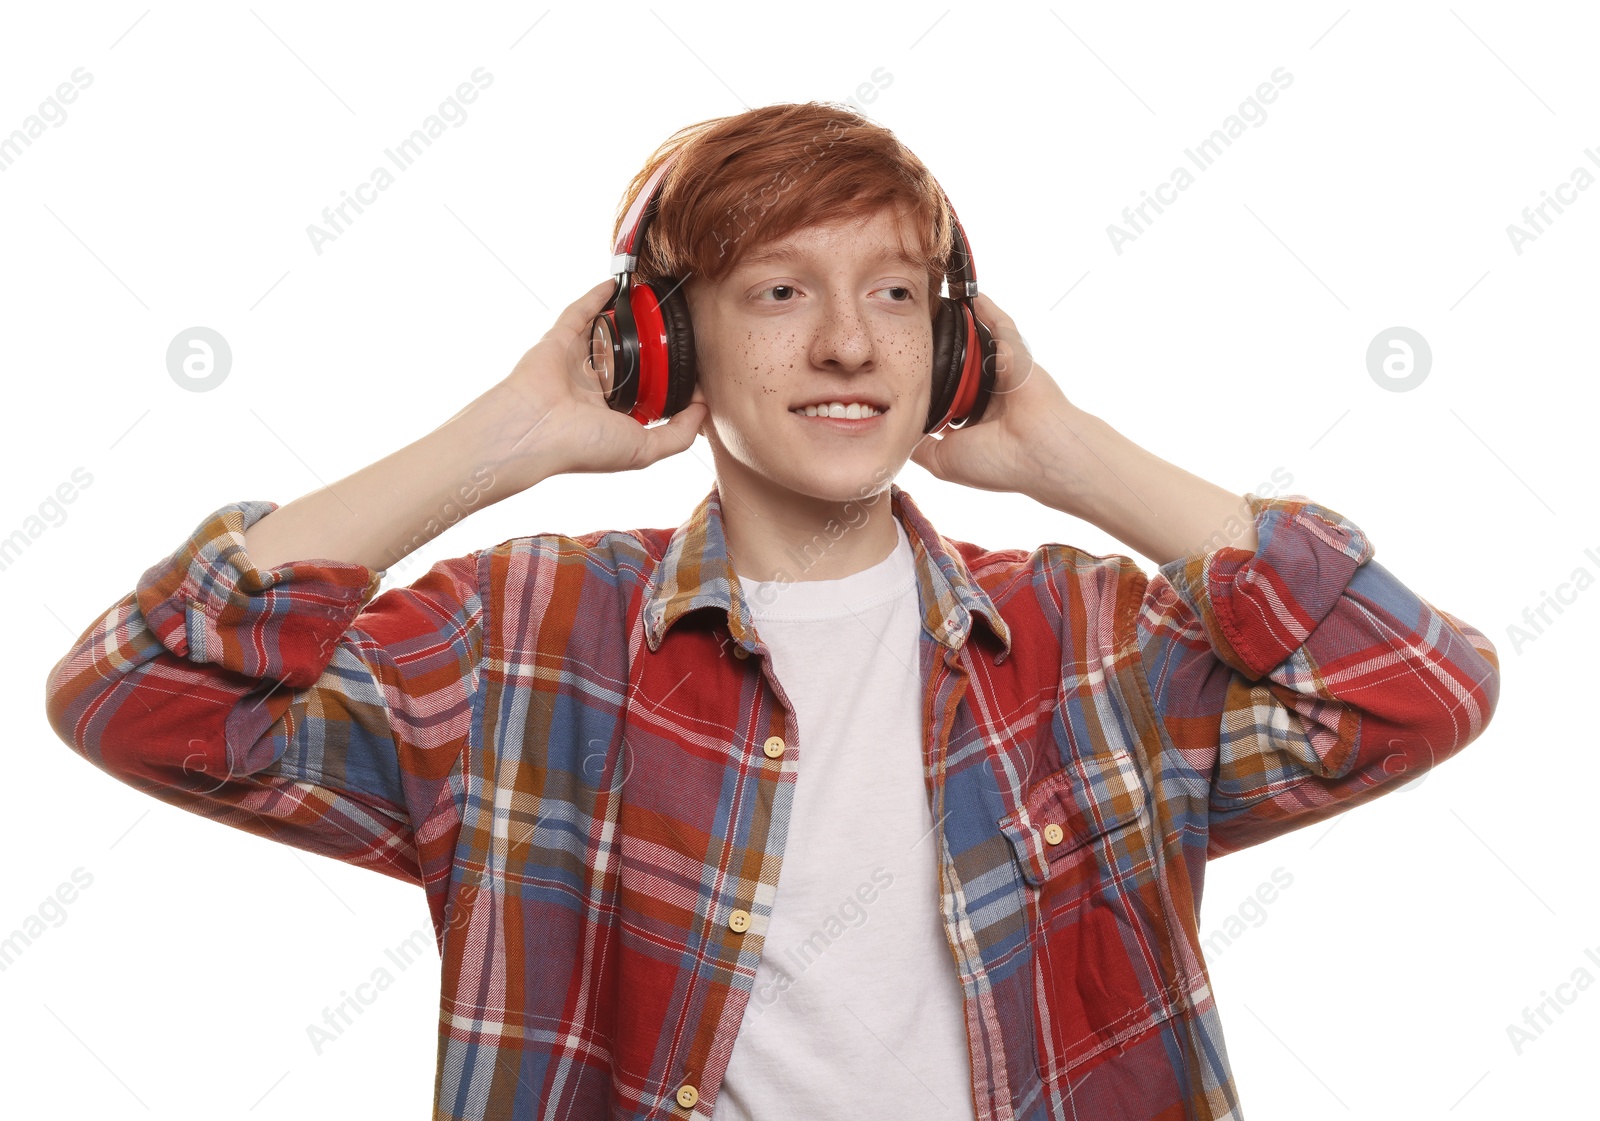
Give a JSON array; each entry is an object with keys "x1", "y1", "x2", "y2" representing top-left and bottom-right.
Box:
[
  {"x1": 728, "y1": 908, "x2": 751, "y2": 933},
  {"x1": 762, "y1": 736, "x2": 785, "y2": 759},
  {"x1": 732, "y1": 645, "x2": 749, "y2": 659},
  {"x1": 1042, "y1": 822, "x2": 1065, "y2": 846},
  {"x1": 676, "y1": 1083, "x2": 699, "y2": 1108}
]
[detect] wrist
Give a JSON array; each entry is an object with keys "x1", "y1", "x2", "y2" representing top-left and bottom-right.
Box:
[
  {"x1": 1029, "y1": 405, "x2": 1259, "y2": 565},
  {"x1": 449, "y1": 384, "x2": 566, "y2": 495},
  {"x1": 1026, "y1": 403, "x2": 1117, "y2": 521}
]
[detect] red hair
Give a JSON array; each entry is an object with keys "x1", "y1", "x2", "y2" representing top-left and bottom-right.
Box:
[{"x1": 609, "y1": 102, "x2": 953, "y2": 311}]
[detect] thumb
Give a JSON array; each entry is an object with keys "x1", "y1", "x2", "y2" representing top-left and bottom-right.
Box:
[
  {"x1": 640, "y1": 401, "x2": 707, "y2": 464},
  {"x1": 909, "y1": 430, "x2": 947, "y2": 480}
]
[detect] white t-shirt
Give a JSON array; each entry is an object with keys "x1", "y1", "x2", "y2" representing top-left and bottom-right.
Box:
[{"x1": 713, "y1": 514, "x2": 977, "y2": 1120}]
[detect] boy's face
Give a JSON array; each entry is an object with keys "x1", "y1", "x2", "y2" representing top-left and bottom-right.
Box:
[{"x1": 683, "y1": 203, "x2": 936, "y2": 507}]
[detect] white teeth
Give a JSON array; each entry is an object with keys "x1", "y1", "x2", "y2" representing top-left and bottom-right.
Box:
[{"x1": 798, "y1": 402, "x2": 881, "y2": 418}]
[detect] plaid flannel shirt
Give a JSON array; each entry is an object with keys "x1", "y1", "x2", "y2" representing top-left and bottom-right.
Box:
[{"x1": 45, "y1": 481, "x2": 1501, "y2": 1119}]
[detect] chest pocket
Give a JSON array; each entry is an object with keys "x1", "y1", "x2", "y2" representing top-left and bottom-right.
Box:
[{"x1": 998, "y1": 744, "x2": 1181, "y2": 1080}]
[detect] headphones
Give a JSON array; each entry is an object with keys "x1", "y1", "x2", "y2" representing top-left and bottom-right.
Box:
[{"x1": 588, "y1": 153, "x2": 997, "y2": 434}]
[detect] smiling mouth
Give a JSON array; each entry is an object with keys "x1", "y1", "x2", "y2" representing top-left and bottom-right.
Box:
[{"x1": 789, "y1": 403, "x2": 887, "y2": 419}]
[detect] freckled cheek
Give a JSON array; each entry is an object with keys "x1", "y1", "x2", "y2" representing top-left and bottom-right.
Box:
[
  {"x1": 718, "y1": 332, "x2": 781, "y2": 385},
  {"x1": 883, "y1": 328, "x2": 932, "y2": 408},
  {"x1": 738, "y1": 333, "x2": 800, "y2": 383}
]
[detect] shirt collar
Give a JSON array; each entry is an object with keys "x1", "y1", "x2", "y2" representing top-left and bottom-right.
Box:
[{"x1": 643, "y1": 481, "x2": 1012, "y2": 658}]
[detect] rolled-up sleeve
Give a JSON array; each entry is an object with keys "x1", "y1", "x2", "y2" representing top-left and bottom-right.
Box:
[
  {"x1": 1133, "y1": 492, "x2": 1501, "y2": 858},
  {"x1": 43, "y1": 500, "x2": 482, "y2": 885}
]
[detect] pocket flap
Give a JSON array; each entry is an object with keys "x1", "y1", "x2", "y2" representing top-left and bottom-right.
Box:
[{"x1": 998, "y1": 748, "x2": 1147, "y2": 888}]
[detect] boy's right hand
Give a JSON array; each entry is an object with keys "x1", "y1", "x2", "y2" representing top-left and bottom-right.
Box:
[{"x1": 488, "y1": 279, "x2": 708, "y2": 486}]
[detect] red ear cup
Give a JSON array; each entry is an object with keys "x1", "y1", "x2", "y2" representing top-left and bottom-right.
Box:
[
  {"x1": 625, "y1": 280, "x2": 670, "y2": 423},
  {"x1": 596, "y1": 278, "x2": 697, "y2": 424}
]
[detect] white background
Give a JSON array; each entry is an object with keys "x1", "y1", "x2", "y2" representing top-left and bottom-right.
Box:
[{"x1": 3, "y1": 2, "x2": 1593, "y2": 1117}]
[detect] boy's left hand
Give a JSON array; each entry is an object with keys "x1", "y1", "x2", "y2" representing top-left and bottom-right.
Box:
[{"x1": 908, "y1": 293, "x2": 1076, "y2": 496}]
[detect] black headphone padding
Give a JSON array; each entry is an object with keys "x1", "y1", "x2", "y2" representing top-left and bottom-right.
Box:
[
  {"x1": 651, "y1": 278, "x2": 699, "y2": 419},
  {"x1": 927, "y1": 297, "x2": 966, "y2": 434}
]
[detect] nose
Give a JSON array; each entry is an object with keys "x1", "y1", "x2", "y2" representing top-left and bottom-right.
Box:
[{"x1": 808, "y1": 291, "x2": 875, "y2": 371}]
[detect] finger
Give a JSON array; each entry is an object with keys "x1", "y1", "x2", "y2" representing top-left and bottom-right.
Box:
[
  {"x1": 908, "y1": 431, "x2": 945, "y2": 479},
  {"x1": 970, "y1": 290, "x2": 1009, "y2": 320},
  {"x1": 642, "y1": 401, "x2": 706, "y2": 462},
  {"x1": 554, "y1": 278, "x2": 620, "y2": 339},
  {"x1": 971, "y1": 293, "x2": 1033, "y2": 389},
  {"x1": 971, "y1": 292, "x2": 1022, "y2": 347},
  {"x1": 545, "y1": 279, "x2": 620, "y2": 376}
]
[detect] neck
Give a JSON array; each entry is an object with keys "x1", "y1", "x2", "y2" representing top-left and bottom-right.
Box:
[{"x1": 716, "y1": 465, "x2": 900, "y2": 584}]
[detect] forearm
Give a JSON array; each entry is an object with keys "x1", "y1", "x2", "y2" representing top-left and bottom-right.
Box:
[
  {"x1": 1025, "y1": 404, "x2": 1259, "y2": 566},
  {"x1": 243, "y1": 385, "x2": 558, "y2": 574}
]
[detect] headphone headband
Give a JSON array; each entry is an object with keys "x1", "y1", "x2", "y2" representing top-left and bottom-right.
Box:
[
  {"x1": 610, "y1": 158, "x2": 673, "y2": 275},
  {"x1": 941, "y1": 194, "x2": 980, "y2": 299}
]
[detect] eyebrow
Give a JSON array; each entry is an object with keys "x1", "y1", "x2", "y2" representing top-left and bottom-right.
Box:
[{"x1": 738, "y1": 243, "x2": 926, "y2": 272}]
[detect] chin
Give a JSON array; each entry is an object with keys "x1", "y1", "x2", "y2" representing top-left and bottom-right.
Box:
[
  {"x1": 718, "y1": 423, "x2": 905, "y2": 504},
  {"x1": 774, "y1": 461, "x2": 899, "y2": 506}
]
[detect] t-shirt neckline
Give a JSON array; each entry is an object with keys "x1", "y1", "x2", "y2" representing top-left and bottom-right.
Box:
[{"x1": 737, "y1": 515, "x2": 916, "y2": 621}]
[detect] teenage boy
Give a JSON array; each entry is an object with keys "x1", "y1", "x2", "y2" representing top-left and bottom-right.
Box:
[{"x1": 47, "y1": 102, "x2": 1500, "y2": 1121}]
